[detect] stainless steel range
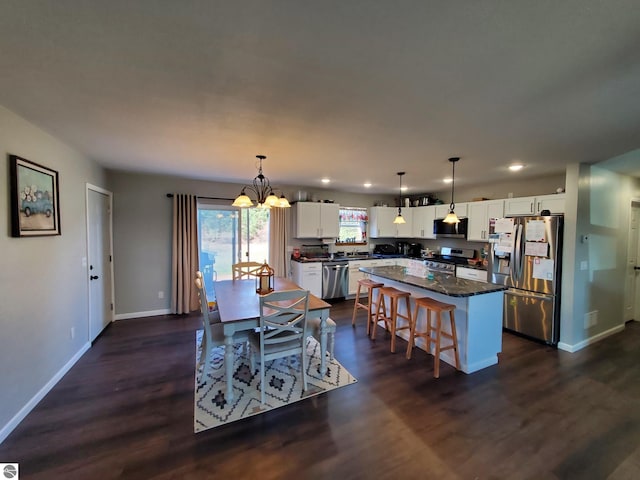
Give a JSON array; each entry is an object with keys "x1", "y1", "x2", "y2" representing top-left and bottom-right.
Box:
[{"x1": 423, "y1": 247, "x2": 475, "y2": 273}]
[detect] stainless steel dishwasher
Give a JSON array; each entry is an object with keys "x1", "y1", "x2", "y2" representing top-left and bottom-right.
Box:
[{"x1": 322, "y1": 261, "x2": 349, "y2": 299}]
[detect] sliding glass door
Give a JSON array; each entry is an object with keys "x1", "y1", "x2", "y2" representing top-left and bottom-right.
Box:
[{"x1": 197, "y1": 202, "x2": 270, "y2": 294}]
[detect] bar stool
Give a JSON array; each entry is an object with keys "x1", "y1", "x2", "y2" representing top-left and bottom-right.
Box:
[
  {"x1": 351, "y1": 278, "x2": 384, "y2": 335},
  {"x1": 406, "y1": 297, "x2": 460, "y2": 378},
  {"x1": 372, "y1": 286, "x2": 411, "y2": 353}
]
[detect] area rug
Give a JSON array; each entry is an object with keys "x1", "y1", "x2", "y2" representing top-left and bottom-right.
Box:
[{"x1": 194, "y1": 330, "x2": 357, "y2": 432}]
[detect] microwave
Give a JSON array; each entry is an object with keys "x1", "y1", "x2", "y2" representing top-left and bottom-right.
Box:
[{"x1": 433, "y1": 217, "x2": 468, "y2": 239}]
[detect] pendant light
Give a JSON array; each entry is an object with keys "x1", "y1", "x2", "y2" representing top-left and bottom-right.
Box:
[
  {"x1": 393, "y1": 172, "x2": 406, "y2": 224},
  {"x1": 443, "y1": 157, "x2": 460, "y2": 224},
  {"x1": 232, "y1": 155, "x2": 291, "y2": 209}
]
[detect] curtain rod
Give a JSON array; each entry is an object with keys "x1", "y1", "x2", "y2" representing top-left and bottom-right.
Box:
[{"x1": 166, "y1": 193, "x2": 235, "y2": 201}]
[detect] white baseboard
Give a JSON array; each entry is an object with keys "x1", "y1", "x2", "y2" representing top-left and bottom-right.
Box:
[
  {"x1": 114, "y1": 308, "x2": 172, "y2": 321},
  {"x1": 557, "y1": 324, "x2": 626, "y2": 353},
  {"x1": 0, "y1": 342, "x2": 91, "y2": 445}
]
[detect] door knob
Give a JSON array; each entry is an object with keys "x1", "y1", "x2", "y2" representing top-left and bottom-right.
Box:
[
  {"x1": 90, "y1": 275, "x2": 99, "y2": 280},
  {"x1": 635, "y1": 266, "x2": 640, "y2": 270}
]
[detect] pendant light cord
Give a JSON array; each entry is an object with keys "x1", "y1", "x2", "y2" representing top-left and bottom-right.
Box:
[
  {"x1": 450, "y1": 159, "x2": 455, "y2": 210},
  {"x1": 448, "y1": 157, "x2": 459, "y2": 211}
]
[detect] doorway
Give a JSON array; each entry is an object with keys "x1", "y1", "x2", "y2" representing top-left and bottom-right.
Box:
[
  {"x1": 86, "y1": 185, "x2": 114, "y2": 342},
  {"x1": 625, "y1": 200, "x2": 640, "y2": 322},
  {"x1": 197, "y1": 201, "x2": 270, "y2": 297}
]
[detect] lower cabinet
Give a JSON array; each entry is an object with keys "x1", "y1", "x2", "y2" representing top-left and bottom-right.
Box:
[
  {"x1": 290, "y1": 261, "x2": 322, "y2": 298},
  {"x1": 456, "y1": 266, "x2": 488, "y2": 283},
  {"x1": 348, "y1": 261, "x2": 367, "y2": 295}
]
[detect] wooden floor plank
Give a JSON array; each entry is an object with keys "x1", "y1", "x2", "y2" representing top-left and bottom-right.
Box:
[{"x1": 1, "y1": 301, "x2": 639, "y2": 479}]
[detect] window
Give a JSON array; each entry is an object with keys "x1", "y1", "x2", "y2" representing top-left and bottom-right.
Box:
[
  {"x1": 197, "y1": 201, "x2": 269, "y2": 296},
  {"x1": 337, "y1": 207, "x2": 368, "y2": 245}
]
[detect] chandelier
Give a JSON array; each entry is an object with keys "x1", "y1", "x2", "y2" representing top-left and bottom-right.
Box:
[{"x1": 232, "y1": 155, "x2": 291, "y2": 209}]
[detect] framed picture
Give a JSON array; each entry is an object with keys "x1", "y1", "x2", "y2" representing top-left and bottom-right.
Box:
[{"x1": 9, "y1": 155, "x2": 61, "y2": 237}]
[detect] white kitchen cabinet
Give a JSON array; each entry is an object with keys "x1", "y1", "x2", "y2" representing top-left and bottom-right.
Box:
[
  {"x1": 467, "y1": 199, "x2": 504, "y2": 241},
  {"x1": 504, "y1": 194, "x2": 565, "y2": 216},
  {"x1": 348, "y1": 261, "x2": 367, "y2": 295},
  {"x1": 456, "y1": 266, "x2": 488, "y2": 283},
  {"x1": 293, "y1": 202, "x2": 340, "y2": 238},
  {"x1": 434, "y1": 202, "x2": 468, "y2": 219},
  {"x1": 537, "y1": 194, "x2": 565, "y2": 214},
  {"x1": 411, "y1": 206, "x2": 436, "y2": 239},
  {"x1": 369, "y1": 206, "x2": 413, "y2": 238},
  {"x1": 290, "y1": 261, "x2": 322, "y2": 298}
]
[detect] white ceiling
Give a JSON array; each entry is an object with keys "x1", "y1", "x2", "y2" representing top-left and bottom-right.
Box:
[{"x1": 1, "y1": 1, "x2": 639, "y2": 195}]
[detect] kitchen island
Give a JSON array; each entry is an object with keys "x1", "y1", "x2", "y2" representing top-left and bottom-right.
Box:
[{"x1": 360, "y1": 265, "x2": 506, "y2": 374}]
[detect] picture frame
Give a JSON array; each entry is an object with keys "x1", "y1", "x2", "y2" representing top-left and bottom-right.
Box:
[{"x1": 9, "y1": 154, "x2": 61, "y2": 237}]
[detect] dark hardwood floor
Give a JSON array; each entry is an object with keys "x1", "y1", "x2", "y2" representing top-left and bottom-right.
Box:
[{"x1": 2, "y1": 301, "x2": 639, "y2": 479}]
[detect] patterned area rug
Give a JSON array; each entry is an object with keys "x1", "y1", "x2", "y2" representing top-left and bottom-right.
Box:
[{"x1": 194, "y1": 330, "x2": 357, "y2": 432}]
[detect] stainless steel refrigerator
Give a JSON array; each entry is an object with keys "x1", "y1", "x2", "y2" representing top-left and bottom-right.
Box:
[{"x1": 488, "y1": 215, "x2": 563, "y2": 345}]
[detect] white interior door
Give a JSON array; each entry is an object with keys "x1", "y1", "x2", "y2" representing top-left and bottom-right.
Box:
[
  {"x1": 625, "y1": 202, "x2": 640, "y2": 322},
  {"x1": 87, "y1": 186, "x2": 114, "y2": 342}
]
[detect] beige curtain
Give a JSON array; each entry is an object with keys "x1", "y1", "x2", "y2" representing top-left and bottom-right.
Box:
[
  {"x1": 269, "y1": 207, "x2": 290, "y2": 277},
  {"x1": 171, "y1": 194, "x2": 199, "y2": 314}
]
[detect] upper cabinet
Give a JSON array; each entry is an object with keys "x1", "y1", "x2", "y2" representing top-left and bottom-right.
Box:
[
  {"x1": 411, "y1": 206, "x2": 436, "y2": 239},
  {"x1": 293, "y1": 202, "x2": 340, "y2": 238},
  {"x1": 467, "y1": 199, "x2": 504, "y2": 241},
  {"x1": 369, "y1": 206, "x2": 413, "y2": 238},
  {"x1": 504, "y1": 194, "x2": 565, "y2": 216},
  {"x1": 434, "y1": 202, "x2": 468, "y2": 219}
]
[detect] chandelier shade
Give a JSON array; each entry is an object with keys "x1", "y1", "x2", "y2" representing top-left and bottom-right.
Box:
[
  {"x1": 443, "y1": 157, "x2": 460, "y2": 224},
  {"x1": 232, "y1": 155, "x2": 290, "y2": 209}
]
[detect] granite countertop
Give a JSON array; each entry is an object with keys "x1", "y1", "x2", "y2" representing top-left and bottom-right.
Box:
[
  {"x1": 290, "y1": 256, "x2": 487, "y2": 271},
  {"x1": 360, "y1": 265, "x2": 506, "y2": 297},
  {"x1": 291, "y1": 254, "x2": 402, "y2": 263}
]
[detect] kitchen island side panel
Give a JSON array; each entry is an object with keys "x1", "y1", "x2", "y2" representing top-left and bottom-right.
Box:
[{"x1": 368, "y1": 274, "x2": 503, "y2": 374}]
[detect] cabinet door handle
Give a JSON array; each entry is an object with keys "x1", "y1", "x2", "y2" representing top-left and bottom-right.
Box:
[
  {"x1": 530, "y1": 202, "x2": 534, "y2": 213},
  {"x1": 537, "y1": 202, "x2": 541, "y2": 212}
]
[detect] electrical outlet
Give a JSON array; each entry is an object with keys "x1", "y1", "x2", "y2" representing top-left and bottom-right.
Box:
[
  {"x1": 70, "y1": 327, "x2": 75, "y2": 339},
  {"x1": 158, "y1": 291, "x2": 164, "y2": 299},
  {"x1": 580, "y1": 261, "x2": 588, "y2": 271}
]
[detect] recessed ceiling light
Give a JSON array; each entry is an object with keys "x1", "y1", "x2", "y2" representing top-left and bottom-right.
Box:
[
  {"x1": 363, "y1": 182, "x2": 372, "y2": 188},
  {"x1": 401, "y1": 186, "x2": 408, "y2": 192},
  {"x1": 443, "y1": 177, "x2": 453, "y2": 184},
  {"x1": 509, "y1": 164, "x2": 524, "y2": 171},
  {"x1": 321, "y1": 178, "x2": 330, "y2": 184}
]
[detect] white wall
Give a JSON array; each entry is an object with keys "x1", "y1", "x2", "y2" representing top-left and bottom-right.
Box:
[
  {"x1": 0, "y1": 106, "x2": 106, "y2": 442},
  {"x1": 107, "y1": 170, "x2": 394, "y2": 316},
  {"x1": 108, "y1": 169, "x2": 568, "y2": 317},
  {"x1": 559, "y1": 163, "x2": 634, "y2": 351}
]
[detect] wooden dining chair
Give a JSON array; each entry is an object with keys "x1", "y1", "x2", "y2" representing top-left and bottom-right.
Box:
[
  {"x1": 232, "y1": 261, "x2": 263, "y2": 280},
  {"x1": 194, "y1": 274, "x2": 247, "y2": 387},
  {"x1": 249, "y1": 289, "x2": 310, "y2": 404}
]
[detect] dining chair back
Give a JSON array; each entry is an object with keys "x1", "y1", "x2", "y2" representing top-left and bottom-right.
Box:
[
  {"x1": 194, "y1": 274, "x2": 247, "y2": 387},
  {"x1": 195, "y1": 270, "x2": 220, "y2": 323},
  {"x1": 249, "y1": 289, "x2": 310, "y2": 404},
  {"x1": 232, "y1": 261, "x2": 263, "y2": 280}
]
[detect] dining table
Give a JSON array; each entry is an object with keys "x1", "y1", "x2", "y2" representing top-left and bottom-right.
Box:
[{"x1": 214, "y1": 276, "x2": 332, "y2": 401}]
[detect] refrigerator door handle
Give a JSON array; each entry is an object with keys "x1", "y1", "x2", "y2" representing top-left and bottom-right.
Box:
[
  {"x1": 514, "y1": 223, "x2": 523, "y2": 280},
  {"x1": 506, "y1": 289, "x2": 553, "y2": 301}
]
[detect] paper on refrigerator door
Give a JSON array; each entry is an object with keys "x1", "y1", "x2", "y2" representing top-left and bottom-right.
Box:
[
  {"x1": 525, "y1": 220, "x2": 546, "y2": 241},
  {"x1": 494, "y1": 232, "x2": 513, "y2": 255},
  {"x1": 494, "y1": 217, "x2": 514, "y2": 233},
  {"x1": 525, "y1": 241, "x2": 549, "y2": 257},
  {"x1": 532, "y1": 258, "x2": 554, "y2": 280}
]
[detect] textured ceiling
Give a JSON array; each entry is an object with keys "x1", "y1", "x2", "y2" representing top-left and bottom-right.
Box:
[{"x1": 1, "y1": 1, "x2": 639, "y2": 195}]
